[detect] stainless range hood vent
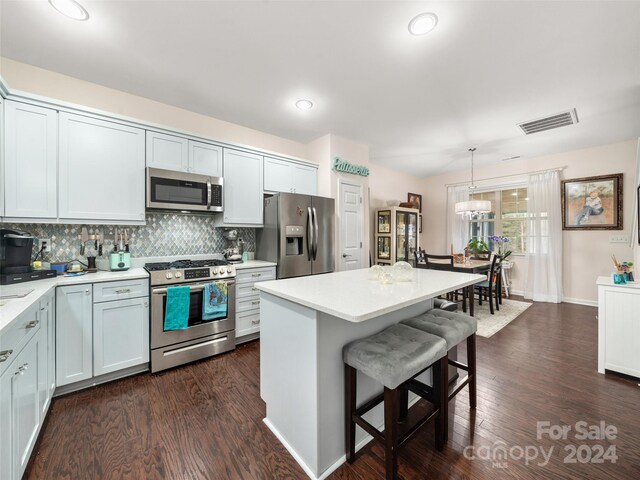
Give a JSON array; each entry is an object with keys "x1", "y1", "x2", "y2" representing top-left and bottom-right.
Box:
[{"x1": 518, "y1": 109, "x2": 578, "y2": 135}]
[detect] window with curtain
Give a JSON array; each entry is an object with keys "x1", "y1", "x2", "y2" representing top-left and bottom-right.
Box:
[{"x1": 468, "y1": 186, "x2": 528, "y2": 254}]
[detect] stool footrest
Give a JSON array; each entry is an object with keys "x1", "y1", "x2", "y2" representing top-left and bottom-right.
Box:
[
  {"x1": 449, "y1": 359, "x2": 469, "y2": 372},
  {"x1": 405, "y1": 379, "x2": 434, "y2": 403},
  {"x1": 353, "y1": 416, "x2": 385, "y2": 443},
  {"x1": 448, "y1": 374, "x2": 471, "y2": 401}
]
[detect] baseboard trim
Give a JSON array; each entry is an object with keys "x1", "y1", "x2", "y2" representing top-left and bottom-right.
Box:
[
  {"x1": 510, "y1": 289, "x2": 597, "y2": 307},
  {"x1": 263, "y1": 396, "x2": 422, "y2": 479},
  {"x1": 562, "y1": 297, "x2": 598, "y2": 307}
]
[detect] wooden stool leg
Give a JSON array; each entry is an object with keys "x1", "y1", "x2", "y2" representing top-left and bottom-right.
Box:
[
  {"x1": 433, "y1": 355, "x2": 448, "y2": 447},
  {"x1": 467, "y1": 334, "x2": 477, "y2": 409},
  {"x1": 384, "y1": 387, "x2": 400, "y2": 480},
  {"x1": 398, "y1": 387, "x2": 408, "y2": 422},
  {"x1": 345, "y1": 364, "x2": 357, "y2": 463}
]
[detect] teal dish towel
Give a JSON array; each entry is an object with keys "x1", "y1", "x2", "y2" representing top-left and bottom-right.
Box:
[
  {"x1": 164, "y1": 286, "x2": 191, "y2": 331},
  {"x1": 203, "y1": 281, "x2": 228, "y2": 321}
]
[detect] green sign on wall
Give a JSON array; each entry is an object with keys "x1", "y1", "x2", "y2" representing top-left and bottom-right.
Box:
[{"x1": 332, "y1": 157, "x2": 370, "y2": 177}]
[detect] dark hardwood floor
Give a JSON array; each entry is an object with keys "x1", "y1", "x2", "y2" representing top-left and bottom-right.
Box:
[{"x1": 26, "y1": 299, "x2": 640, "y2": 479}]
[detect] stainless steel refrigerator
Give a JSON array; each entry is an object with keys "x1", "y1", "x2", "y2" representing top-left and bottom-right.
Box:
[{"x1": 256, "y1": 193, "x2": 335, "y2": 279}]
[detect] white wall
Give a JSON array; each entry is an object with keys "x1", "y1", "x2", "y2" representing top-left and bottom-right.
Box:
[
  {"x1": 421, "y1": 140, "x2": 638, "y2": 305},
  {"x1": 0, "y1": 57, "x2": 311, "y2": 160}
]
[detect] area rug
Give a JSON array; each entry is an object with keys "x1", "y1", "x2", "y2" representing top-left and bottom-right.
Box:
[{"x1": 472, "y1": 298, "x2": 532, "y2": 338}]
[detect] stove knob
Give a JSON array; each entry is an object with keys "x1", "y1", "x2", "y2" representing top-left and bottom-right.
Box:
[
  {"x1": 212, "y1": 267, "x2": 218, "y2": 274},
  {"x1": 165, "y1": 272, "x2": 173, "y2": 279},
  {"x1": 175, "y1": 271, "x2": 182, "y2": 278},
  {"x1": 226, "y1": 267, "x2": 233, "y2": 274}
]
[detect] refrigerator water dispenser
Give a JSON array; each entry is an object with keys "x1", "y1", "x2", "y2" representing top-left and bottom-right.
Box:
[{"x1": 285, "y1": 226, "x2": 304, "y2": 255}]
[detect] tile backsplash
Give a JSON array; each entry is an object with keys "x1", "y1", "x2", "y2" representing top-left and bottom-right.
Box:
[{"x1": 5, "y1": 213, "x2": 256, "y2": 264}]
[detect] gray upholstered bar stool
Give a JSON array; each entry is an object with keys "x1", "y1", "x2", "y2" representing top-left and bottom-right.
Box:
[
  {"x1": 401, "y1": 309, "x2": 477, "y2": 442},
  {"x1": 343, "y1": 323, "x2": 448, "y2": 480}
]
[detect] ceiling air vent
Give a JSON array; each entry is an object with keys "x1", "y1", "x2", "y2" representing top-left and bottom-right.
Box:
[{"x1": 518, "y1": 109, "x2": 579, "y2": 135}]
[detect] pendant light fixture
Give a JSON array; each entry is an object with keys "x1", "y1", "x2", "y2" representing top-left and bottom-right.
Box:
[{"x1": 455, "y1": 148, "x2": 492, "y2": 215}]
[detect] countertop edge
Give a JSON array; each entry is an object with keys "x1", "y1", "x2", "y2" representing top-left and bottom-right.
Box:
[
  {"x1": 0, "y1": 268, "x2": 149, "y2": 333},
  {"x1": 256, "y1": 276, "x2": 484, "y2": 322}
]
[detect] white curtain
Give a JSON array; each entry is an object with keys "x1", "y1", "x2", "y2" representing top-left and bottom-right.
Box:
[
  {"x1": 525, "y1": 170, "x2": 563, "y2": 303},
  {"x1": 446, "y1": 186, "x2": 469, "y2": 253}
]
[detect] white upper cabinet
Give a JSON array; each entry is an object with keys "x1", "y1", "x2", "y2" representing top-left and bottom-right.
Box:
[
  {"x1": 188, "y1": 140, "x2": 223, "y2": 177},
  {"x1": 292, "y1": 163, "x2": 318, "y2": 195},
  {"x1": 220, "y1": 148, "x2": 263, "y2": 225},
  {"x1": 59, "y1": 113, "x2": 146, "y2": 222},
  {"x1": 147, "y1": 131, "x2": 223, "y2": 177},
  {"x1": 146, "y1": 131, "x2": 188, "y2": 171},
  {"x1": 4, "y1": 100, "x2": 58, "y2": 219},
  {"x1": 264, "y1": 156, "x2": 317, "y2": 195},
  {"x1": 0, "y1": 97, "x2": 4, "y2": 217}
]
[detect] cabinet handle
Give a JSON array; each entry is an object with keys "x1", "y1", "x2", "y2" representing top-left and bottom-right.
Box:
[
  {"x1": 144, "y1": 302, "x2": 149, "y2": 308},
  {"x1": 85, "y1": 289, "x2": 91, "y2": 295},
  {"x1": 251, "y1": 301, "x2": 260, "y2": 305},
  {"x1": 15, "y1": 363, "x2": 28, "y2": 376},
  {"x1": 115, "y1": 288, "x2": 131, "y2": 294},
  {"x1": 251, "y1": 287, "x2": 258, "y2": 292},
  {"x1": 251, "y1": 320, "x2": 260, "y2": 326},
  {"x1": 0, "y1": 350, "x2": 13, "y2": 363},
  {"x1": 251, "y1": 273, "x2": 262, "y2": 278},
  {"x1": 25, "y1": 320, "x2": 39, "y2": 329}
]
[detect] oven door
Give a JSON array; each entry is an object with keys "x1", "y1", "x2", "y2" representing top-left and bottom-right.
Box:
[
  {"x1": 150, "y1": 280, "x2": 236, "y2": 349},
  {"x1": 146, "y1": 167, "x2": 222, "y2": 212}
]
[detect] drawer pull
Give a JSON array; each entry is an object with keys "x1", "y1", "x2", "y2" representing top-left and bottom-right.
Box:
[
  {"x1": 25, "y1": 320, "x2": 39, "y2": 329},
  {"x1": 14, "y1": 363, "x2": 28, "y2": 376},
  {"x1": 115, "y1": 288, "x2": 131, "y2": 294},
  {"x1": 251, "y1": 320, "x2": 260, "y2": 326},
  {"x1": 252, "y1": 287, "x2": 258, "y2": 292},
  {"x1": 0, "y1": 350, "x2": 13, "y2": 363},
  {"x1": 85, "y1": 289, "x2": 91, "y2": 295},
  {"x1": 251, "y1": 273, "x2": 262, "y2": 278},
  {"x1": 251, "y1": 301, "x2": 260, "y2": 305}
]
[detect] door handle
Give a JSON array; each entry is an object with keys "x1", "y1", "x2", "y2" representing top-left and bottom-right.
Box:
[
  {"x1": 312, "y1": 207, "x2": 319, "y2": 260},
  {"x1": 307, "y1": 207, "x2": 314, "y2": 261}
]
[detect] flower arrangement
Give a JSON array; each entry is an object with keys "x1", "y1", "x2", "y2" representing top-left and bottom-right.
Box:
[{"x1": 489, "y1": 235, "x2": 512, "y2": 259}]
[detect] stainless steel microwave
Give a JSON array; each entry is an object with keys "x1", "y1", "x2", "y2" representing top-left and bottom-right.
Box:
[{"x1": 146, "y1": 167, "x2": 223, "y2": 213}]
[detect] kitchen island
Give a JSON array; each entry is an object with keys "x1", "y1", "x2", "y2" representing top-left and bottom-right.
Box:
[{"x1": 256, "y1": 268, "x2": 485, "y2": 480}]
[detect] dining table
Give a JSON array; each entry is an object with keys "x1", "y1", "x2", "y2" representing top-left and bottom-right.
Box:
[{"x1": 453, "y1": 259, "x2": 492, "y2": 317}]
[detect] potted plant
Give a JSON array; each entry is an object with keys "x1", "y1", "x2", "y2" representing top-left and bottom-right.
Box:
[
  {"x1": 467, "y1": 238, "x2": 489, "y2": 259},
  {"x1": 489, "y1": 235, "x2": 512, "y2": 260}
]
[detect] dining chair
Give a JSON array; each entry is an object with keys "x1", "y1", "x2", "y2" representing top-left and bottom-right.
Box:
[
  {"x1": 473, "y1": 254, "x2": 502, "y2": 314},
  {"x1": 414, "y1": 248, "x2": 427, "y2": 269},
  {"x1": 423, "y1": 254, "x2": 467, "y2": 307}
]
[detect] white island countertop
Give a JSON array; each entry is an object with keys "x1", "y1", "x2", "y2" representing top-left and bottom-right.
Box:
[
  {"x1": 0, "y1": 268, "x2": 149, "y2": 332},
  {"x1": 255, "y1": 268, "x2": 485, "y2": 323}
]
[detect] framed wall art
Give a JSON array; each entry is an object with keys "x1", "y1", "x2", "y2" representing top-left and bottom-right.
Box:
[
  {"x1": 407, "y1": 192, "x2": 422, "y2": 213},
  {"x1": 561, "y1": 173, "x2": 623, "y2": 230}
]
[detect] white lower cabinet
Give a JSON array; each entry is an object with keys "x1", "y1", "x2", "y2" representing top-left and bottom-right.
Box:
[
  {"x1": 56, "y1": 279, "x2": 150, "y2": 389},
  {"x1": 598, "y1": 280, "x2": 640, "y2": 377},
  {"x1": 235, "y1": 266, "x2": 276, "y2": 341},
  {"x1": 0, "y1": 300, "x2": 48, "y2": 480},
  {"x1": 56, "y1": 284, "x2": 93, "y2": 387},
  {"x1": 93, "y1": 296, "x2": 149, "y2": 376}
]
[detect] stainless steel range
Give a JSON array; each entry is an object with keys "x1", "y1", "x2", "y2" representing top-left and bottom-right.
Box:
[{"x1": 145, "y1": 259, "x2": 236, "y2": 373}]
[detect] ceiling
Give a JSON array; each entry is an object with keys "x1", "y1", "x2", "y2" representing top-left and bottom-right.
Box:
[{"x1": 1, "y1": 1, "x2": 639, "y2": 177}]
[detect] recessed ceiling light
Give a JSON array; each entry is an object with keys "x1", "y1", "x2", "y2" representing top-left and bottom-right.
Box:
[
  {"x1": 408, "y1": 12, "x2": 438, "y2": 36},
  {"x1": 295, "y1": 99, "x2": 314, "y2": 110},
  {"x1": 49, "y1": 0, "x2": 90, "y2": 21}
]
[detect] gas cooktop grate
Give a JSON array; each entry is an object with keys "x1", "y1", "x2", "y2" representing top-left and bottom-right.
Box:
[{"x1": 144, "y1": 259, "x2": 231, "y2": 271}]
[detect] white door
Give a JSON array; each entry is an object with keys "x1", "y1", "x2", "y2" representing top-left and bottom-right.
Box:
[
  {"x1": 292, "y1": 164, "x2": 318, "y2": 195},
  {"x1": 146, "y1": 131, "x2": 188, "y2": 171},
  {"x1": 56, "y1": 285, "x2": 93, "y2": 386},
  {"x1": 4, "y1": 100, "x2": 58, "y2": 218},
  {"x1": 58, "y1": 113, "x2": 146, "y2": 222},
  {"x1": 188, "y1": 140, "x2": 223, "y2": 176},
  {"x1": 222, "y1": 148, "x2": 264, "y2": 225},
  {"x1": 93, "y1": 297, "x2": 149, "y2": 376},
  {"x1": 339, "y1": 181, "x2": 363, "y2": 271},
  {"x1": 263, "y1": 157, "x2": 293, "y2": 193}
]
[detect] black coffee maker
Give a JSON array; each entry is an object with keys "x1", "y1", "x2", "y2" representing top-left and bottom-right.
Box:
[{"x1": 0, "y1": 229, "x2": 56, "y2": 285}]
